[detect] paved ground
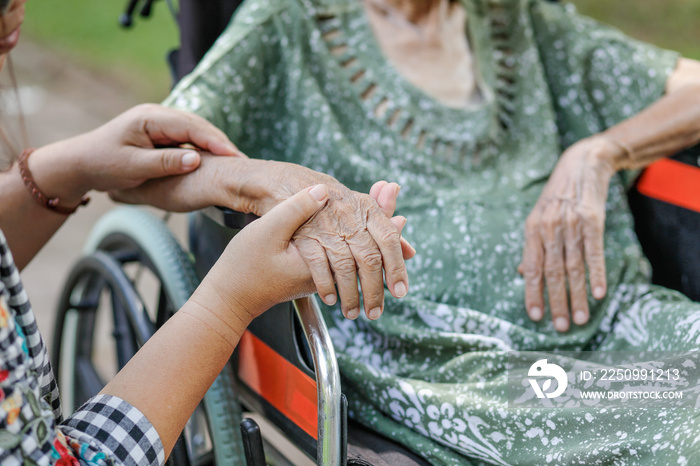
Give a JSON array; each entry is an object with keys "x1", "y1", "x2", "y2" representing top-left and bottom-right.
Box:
[{"x1": 13, "y1": 39, "x2": 187, "y2": 348}]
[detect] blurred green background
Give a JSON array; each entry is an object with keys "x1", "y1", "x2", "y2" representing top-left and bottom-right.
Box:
[
  {"x1": 22, "y1": 0, "x2": 700, "y2": 102},
  {"x1": 23, "y1": 0, "x2": 179, "y2": 101}
]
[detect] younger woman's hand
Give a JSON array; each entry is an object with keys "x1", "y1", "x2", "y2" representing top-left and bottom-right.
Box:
[
  {"x1": 29, "y1": 104, "x2": 240, "y2": 206},
  {"x1": 193, "y1": 184, "x2": 330, "y2": 324}
]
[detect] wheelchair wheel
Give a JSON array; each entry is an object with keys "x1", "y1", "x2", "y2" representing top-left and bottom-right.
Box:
[{"x1": 52, "y1": 207, "x2": 245, "y2": 466}]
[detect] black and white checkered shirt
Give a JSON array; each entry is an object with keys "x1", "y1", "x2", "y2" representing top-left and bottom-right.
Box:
[{"x1": 0, "y1": 229, "x2": 164, "y2": 465}]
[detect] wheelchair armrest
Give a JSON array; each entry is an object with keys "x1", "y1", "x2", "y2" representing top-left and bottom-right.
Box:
[{"x1": 628, "y1": 145, "x2": 700, "y2": 301}]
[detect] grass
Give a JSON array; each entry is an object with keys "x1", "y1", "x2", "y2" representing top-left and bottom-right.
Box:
[
  {"x1": 22, "y1": 0, "x2": 179, "y2": 101},
  {"x1": 568, "y1": 0, "x2": 700, "y2": 60},
  {"x1": 20, "y1": 0, "x2": 700, "y2": 102}
]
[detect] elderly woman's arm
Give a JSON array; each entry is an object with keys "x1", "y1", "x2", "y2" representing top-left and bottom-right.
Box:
[{"x1": 521, "y1": 58, "x2": 700, "y2": 332}]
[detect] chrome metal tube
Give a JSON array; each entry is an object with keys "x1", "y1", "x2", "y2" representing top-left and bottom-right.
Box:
[{"x1": 293, "y1": 296, "x2": 342, "y2": 465}]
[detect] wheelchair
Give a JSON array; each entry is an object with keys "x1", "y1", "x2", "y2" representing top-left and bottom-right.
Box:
[{"x1": 51, "y1": 1, "x2": 700, "y2": 465}]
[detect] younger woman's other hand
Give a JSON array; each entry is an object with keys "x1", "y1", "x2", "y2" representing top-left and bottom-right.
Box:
[{"x1": 30, "y1": 104, "x2": 241, "y2": 207}]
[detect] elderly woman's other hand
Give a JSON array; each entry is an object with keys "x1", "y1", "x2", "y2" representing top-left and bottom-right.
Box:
[
  {"x1": 111, "y1": 155, "x2": 413, "y2": 320},
  {"x1": 519, "y1": 137, "x2": 626, "y2": 332}
]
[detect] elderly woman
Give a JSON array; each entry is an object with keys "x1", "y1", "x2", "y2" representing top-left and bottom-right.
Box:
[{"x1": 119, "y1": 0, "x2": 700, "y2": 463}]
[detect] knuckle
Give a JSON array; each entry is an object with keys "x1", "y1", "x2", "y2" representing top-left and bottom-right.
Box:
[
  {"x1": 525, "y1": 276, "x2": 542, "y2": 289},
  {"x1": 332, "y1": 256, "x2": 357, "y2": 276},
  {"x1": 544, "y1": 267, "x2": 565, "y2": 282},
  {"x1": 161, "y1": 153, "x2": 176, "y2": 173},
  {"x1": 362, "y1": 288, "x2": 384, "y2": 303},
  {"x1": 357, "y1": 250, "x2": 383, "y2": 271},
  {"x1": 521, "y1": 265, "x2": 542, "y2": 281},
  {"x1": 303, "y1": 250, "x2": 330, "y2": 268},
  {"x1": 565, "y1": 215, "x2": 579, "y2": 230},
  {"x1": 564, "y1": 255, "x2": 583, "y2": 272},
  {"x1": 586, "y1": 249, "x2": 604, "y2": 261},
  {"x1": 377, "y1": 227, "x2": 400, "y2": 245},
  {"x1": 313, "y1": 277, "x2": 335, "y2": 290},
  {"x1": 542, "y1": 216, "x2": 559, "y2": 231},
  {"x1": 566, "y1": 266, "x2": 584, "y2": 282},
  {"x1": 384, "y1": 260, "x2": 406, "y2": 279}
]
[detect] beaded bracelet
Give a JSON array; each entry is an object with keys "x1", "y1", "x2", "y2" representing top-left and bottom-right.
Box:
[{"x1": 18, "y1": 148, "x2": 90, "y2": 215}]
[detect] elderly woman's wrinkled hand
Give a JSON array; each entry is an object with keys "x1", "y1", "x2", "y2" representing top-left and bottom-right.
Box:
[
  {"x1": 291, "y1": 179, "x2": 413, "y2": 320},
  {"x1": 241, "y1": 162, "x2": 413, "y2": 321},
  {"x1": 519, "y1": 137, "x2": 624, "y2": 332}
]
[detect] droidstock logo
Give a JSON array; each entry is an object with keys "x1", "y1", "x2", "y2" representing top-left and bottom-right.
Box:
[{"x1": 528, "y1": 359, "x2": 568, "y2": 399}]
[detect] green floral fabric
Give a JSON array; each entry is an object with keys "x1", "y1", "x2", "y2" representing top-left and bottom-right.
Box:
[{"x1": 167, "y1": 0, "x2": 700, "y2": 464}]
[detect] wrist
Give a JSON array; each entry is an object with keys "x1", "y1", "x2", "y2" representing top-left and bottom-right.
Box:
[
  {"x1": 189, "y1": 278, "x2": 254, "y2": 343},
  {"x1": 587, "y1": 135, "x2": 630, "y2": 173},
  {"x1": 29, "y1": 140, "x2": 92, "y2": 206},
  {"x1": 220, "y1": 159, "x2": 339, "y2": 216}
]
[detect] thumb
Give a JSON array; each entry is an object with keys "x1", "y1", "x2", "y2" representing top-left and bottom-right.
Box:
[
  {"x1": 256, "y1": 184, "x2": 329, "y2": 241},
  {"x1": 132, "y1": 148, "x2": 202, "y2": 179}
]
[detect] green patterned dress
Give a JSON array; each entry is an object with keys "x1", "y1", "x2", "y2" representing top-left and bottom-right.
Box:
[{"x1": 166, "y1": 0, "x2": 700, "y2": 463}]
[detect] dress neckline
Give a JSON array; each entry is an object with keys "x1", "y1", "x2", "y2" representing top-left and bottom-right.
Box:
[{"x1": 310, "y1": 0, "x2": 523, "y2": 165}]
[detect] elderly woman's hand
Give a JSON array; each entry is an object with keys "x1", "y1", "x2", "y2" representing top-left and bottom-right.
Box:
[
  {"x1": 289, "y1": 177, "x2": 411, "y2": 320},
  {"x1": 111, "y1": 155, "x2": 414, "y2": 320},
  {"x1": 519, "y1": 137, "x2": 624, "y2": 332}
]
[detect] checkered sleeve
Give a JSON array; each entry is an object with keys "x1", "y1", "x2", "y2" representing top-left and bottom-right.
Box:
[{"x1": 60, "y1": 394, "x2": 165, "y2": 466}]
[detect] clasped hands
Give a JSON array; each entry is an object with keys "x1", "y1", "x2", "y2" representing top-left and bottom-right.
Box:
[
  {"x1": 73, "y1": 105, "x2": 416, "y2": 321},
  {"x1": 519, "y1": 136, "x2": 627, "y2": 332}
]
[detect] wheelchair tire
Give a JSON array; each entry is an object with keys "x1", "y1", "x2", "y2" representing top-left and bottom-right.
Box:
[{"x1": 53, "y1": 206, "x2": 245, "y2": 466}]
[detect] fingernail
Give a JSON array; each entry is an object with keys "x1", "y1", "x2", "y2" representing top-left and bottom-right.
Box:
[
  {"x1": 554, "y1": 317, "x2": 569, "y2": 332},
  {"x1": 594, "y1": 287, "x2": 605, "y2": 299},
  {"x1": 573, "y1": 310, "x2": 587, "y2": 325},
  {"x1": 346, "y1": 308, "x2": 360, "y2": 320},
  {"x1": 394, "y1": 281, "x2": 408, "y2": 298},
  {"x1": 368, "y1": 307, "x2": 382, "y2": 320},
  {"x1": 308, "y1": 184, "x2": 328, "y2": 202},
  {"x1": 530, "y1": 307, "x2": 542, "y2": 321},
  {"x1": 181, "y1": 151, "x2": 198, "y2": 169},
  {"x1": 323, "y1": 294, "x2": 337, "y2": 305}
]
